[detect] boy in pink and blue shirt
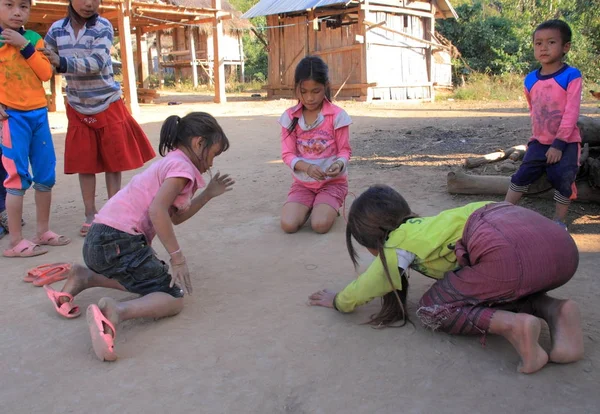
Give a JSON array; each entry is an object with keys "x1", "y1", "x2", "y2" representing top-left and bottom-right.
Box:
[{"x1": 506, "y1": 19, "x2": 582, "y2": 229}]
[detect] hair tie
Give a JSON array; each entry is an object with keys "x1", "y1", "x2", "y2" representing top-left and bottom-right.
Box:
[{"x1": 176, "y1": 116, "x2": 181, "y2": 124}]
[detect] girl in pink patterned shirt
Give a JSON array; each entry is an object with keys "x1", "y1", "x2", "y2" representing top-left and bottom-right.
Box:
[{"x1": 279, "y1": 56, "x2": 352, "y2": 234}]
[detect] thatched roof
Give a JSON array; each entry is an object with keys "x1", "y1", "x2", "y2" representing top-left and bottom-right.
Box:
[{"x1": 152, "y1": 0, "x2": 253, "y2": 33}]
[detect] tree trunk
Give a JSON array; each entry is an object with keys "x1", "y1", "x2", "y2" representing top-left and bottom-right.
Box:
[
  {"x1": 447, "y1": 170, "x2": 600, "y2": 203},
  {"x1": 578, "y1": 116, "x2": 600, "y2": 146}
]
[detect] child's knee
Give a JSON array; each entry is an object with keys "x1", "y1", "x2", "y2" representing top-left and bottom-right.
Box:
[
  {"x1": 6, "y1": 188, "x2": 26, "y2": 196},
  {"x1": 280, "y1": 217, "x2": 301, "y2": 233},
  {"x1": 311, "y1": 215, "x2": 334, "y2": 234},
  {"x1": 33, "y1": 182, "x2": 54, "y2": 192},
  {"x1": 33, "y1": 171, "x2": 56, "y2": 191}
]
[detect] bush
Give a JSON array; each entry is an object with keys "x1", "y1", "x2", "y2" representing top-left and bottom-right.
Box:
[{"x1": 451, "y1": 73, "x2": 524, "y2": 101}]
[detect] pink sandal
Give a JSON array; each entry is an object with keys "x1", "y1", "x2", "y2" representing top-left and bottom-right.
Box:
[
  {"x1": 24, "y1": 262, "x2": 70, "y2": 283},
  {"x1": 3, "y1": 239, "x2": 48, "y2": 258},
  {"x1": 44, "y1": 285, "x2": 81, "y2": 318},
  {"x1": 86, "y1": 304, "x2": 117, "y2": 361},
  {"x1": 33, "y1": 231, "x2": 71, "y2": 246}
]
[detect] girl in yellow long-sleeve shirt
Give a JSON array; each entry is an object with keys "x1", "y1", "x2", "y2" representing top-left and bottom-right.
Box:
[{"x1": 309, "y1": 185, "x2": 583, "y2": 374}]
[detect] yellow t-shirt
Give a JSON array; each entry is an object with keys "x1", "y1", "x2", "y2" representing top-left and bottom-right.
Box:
[{"x1": 334, "y1": 201, "x2": 493, "y2": 313}]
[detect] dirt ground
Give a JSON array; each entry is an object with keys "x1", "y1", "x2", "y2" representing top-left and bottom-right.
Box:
[{"x1": 1, "y1": 94, "x2": 599, "y2": 414}]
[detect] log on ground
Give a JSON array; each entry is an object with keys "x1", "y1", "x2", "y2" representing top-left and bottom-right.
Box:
[{"x1": 447, "y1": 170, "x2": 600, "y2": 203}]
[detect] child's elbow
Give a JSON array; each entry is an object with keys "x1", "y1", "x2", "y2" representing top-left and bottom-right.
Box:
[{"x1": 40, "y1": 68, "x2": 53, "y2": 82}]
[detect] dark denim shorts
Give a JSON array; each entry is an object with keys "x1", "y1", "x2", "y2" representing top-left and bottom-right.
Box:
[{"x1": 83, "y1": 223, "x2": 183, "y2": 298}]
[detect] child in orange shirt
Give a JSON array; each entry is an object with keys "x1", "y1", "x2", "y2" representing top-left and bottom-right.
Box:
[{"x1": 0, "y1": 0, "x2": 70, "y2": 257}]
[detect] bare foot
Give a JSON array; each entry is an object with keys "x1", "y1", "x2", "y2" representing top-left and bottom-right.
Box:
[
  {"x1": 539, "y1": 298, "x2": 584, "y2": 363},
  {"x1": 98, "y1": 297, "x2": 121, "y2": 337},
  {"x1": 57, "y1": 264, "x2": 89, "y2": 304},
  {"x1": 506, "y1": 314, "x2": 549, "y2": 374}
]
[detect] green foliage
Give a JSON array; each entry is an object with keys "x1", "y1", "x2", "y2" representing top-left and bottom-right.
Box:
[
  {"x1": 229, "y1": 0, "x2": 268, "y2": 83},
  {"x1": 437, "y1": 0, "x2": 600, "y2": 85}
]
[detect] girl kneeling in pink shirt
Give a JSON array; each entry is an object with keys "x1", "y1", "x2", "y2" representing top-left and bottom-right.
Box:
[
  {"x1": 280, "y1": 56, "x2": 352, "y2": 234},
  {"x1": 43, "y1": 112, "x2": 234, "y2": 361}
]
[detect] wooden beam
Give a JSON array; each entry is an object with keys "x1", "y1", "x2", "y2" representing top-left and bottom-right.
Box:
[
  {"x1": 139, "y1": 30, "x2": 150, "y2": 88},
  {"x1": 212, "y1": 0, "x2": 226, "y2": 103},
  {"x1": 139, "y1": 17, "x2": 216, "y2": 33},
  {"x1": 363, "y1": 20, "x2": 444, "y2": 49},
  {"x1": 426, "y1": 14, "x2": 434, "y2": 102},
  {"x1": 189, "y1": 26, "x2": 198, "y2": 88},
  {"x1": 48, "y1": 74, "x2": 65, "y2": 112},
  {"x1": 156, "y1": 30, "x2": 164, "y2": 89},
  {"x1": 238, "y1": 32, "x2": 245, "y2": 82},
  {"x1": 312, "y1": 44, "x2": 362, "y2": 56},
  {"x1": 364, "y1": 4, "x2": 434, "y2": 19},
  {"x1": 358, "y1": 0, "x2": 369, "y2": 101},
  {"x1": 117, "y1": 0, "x2": 140, "y2": 115}
]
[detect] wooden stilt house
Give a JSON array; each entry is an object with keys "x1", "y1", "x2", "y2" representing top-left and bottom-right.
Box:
[
  {"x1": 153, "y1": 0, "x2": 252, "y2": 87},
  {"x1": 243, "y1": 0, "x2": 458, "y2": 101}
]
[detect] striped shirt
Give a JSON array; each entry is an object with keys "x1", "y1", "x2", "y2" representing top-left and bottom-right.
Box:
[{"x1": 45, "y1": 16, "x2": 121, "y2": 115}]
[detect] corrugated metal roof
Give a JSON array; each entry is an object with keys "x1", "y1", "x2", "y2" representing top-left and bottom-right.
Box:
[
  {"x1": 435, "y1": 0, "x2": 458, "y2": 19},
  {"x1": 243, "y1": 0, "x2": 458, "y2": 20},
  {"x1": 242, "y1": 0, "x2": 349, "y2": 18}
]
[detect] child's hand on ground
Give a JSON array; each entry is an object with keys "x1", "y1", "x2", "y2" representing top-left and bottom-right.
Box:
[
  {"x1": 169, "y1": 253, "x2": 193, "y2": 295},
  {"x1": 307, "y1": 164, "x2": 326, "y2": 180},
  {"x1": 0, "y1": 29, "x2": 28, "y2": 49},
  {"x1": 205, "y1": 171, "x2": 235, "y2": 199},
  {"x1": 546, "y1": 147, "x2": 563, "y2": 164},
  {"x1": 325, "y1": 161, "x2": 343, "y2": 177},
  {"x1": 308, "y1": 289, "x2": 337, "y2": 308},
  {"x1": 37, "y1": 47, "x2": 60, "y2": 67}
]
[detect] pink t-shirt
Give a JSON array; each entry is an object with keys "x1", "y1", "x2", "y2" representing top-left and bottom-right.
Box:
[
  {"x1": 94, "y1": 149, "x2": 205, "y2": 243},
  {"x1": 279, "y1": 99, "x2": 352, "y2": 190},
  {"x1": 524, "y1": 65, "x2": 582, "y2": 150}
]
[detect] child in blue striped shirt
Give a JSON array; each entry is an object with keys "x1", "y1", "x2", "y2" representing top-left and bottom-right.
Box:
[{"x1": 40, "y1": 0, "x2": 155, "y2": 237}]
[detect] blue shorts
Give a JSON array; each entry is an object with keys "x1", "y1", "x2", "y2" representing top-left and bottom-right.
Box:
[
  {"x1": 83, "y1": 224, "x2": 184, "y2": 298},
  {"x1": 510, "y1": 140, "x2": 579, "y2": 201},
  {"x1": 0, "y1": 108, "x2": 56, "y2": 195}
]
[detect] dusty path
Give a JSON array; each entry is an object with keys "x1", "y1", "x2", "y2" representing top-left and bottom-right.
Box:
[{"x1": 1, "y1": 96, "x2": 599, "y2": 413}]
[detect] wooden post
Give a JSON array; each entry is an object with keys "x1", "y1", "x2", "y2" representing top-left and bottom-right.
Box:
[
  {"x1": 358, "y1": 1, "x2": 369, "y2": 101},
  {"x1": 117, "y1": 0, "x2": 139, "y2": 115},
  {"x1": 238, "y1": 32, "x2": 245, "y2": 83},
  {"x1": 189, "y1": 26, "x2": 198, "y2": 88},
  {"x1": 212, "y1": 0, "x2": 226, "y2": 103},
  {"x1": 156, "y1": 30, "x2": 164, "y2": 89},
  {"x1": 48, "y1": 74, "x2": 65, "y2": 112},
  {"x1": 135, "y1": 28, "x2": 150, "y2": 88},
  {"x1": 426, "y1": 6, "x2": 435, "y2": 102}
]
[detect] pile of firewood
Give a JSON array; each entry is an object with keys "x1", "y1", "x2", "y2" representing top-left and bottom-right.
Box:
[{"x1": 447, "y1": 116, "x2": 600, "y2": 204}]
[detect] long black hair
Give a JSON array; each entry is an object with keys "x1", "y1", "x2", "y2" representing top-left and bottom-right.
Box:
[
  {"x1": 346, "y1": 185, "x2": 418, "y2": 327},
  {"x1": 286, "y1": 55, "x2": 332, "y2": 137},
  {"x1": 159, "y1": 112, "x2": 229, "y2": 168}
]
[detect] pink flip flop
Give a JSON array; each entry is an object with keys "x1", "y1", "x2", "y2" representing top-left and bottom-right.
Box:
[
  {"x1": 44, "y1": 285, "x2": 81, "y2": 318},
  {"x1": 33, "y1": 263, "x2": 72, "y2": 287},
  {"x1": 33, "y1": 231, "x2": 71, "y2": 246},
  {"x1": 86, "y1": 304, "x2": 117, "y2": 362},
  {"x1": 24, "y1": 262, "x2": 70, "y2": 283}
]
